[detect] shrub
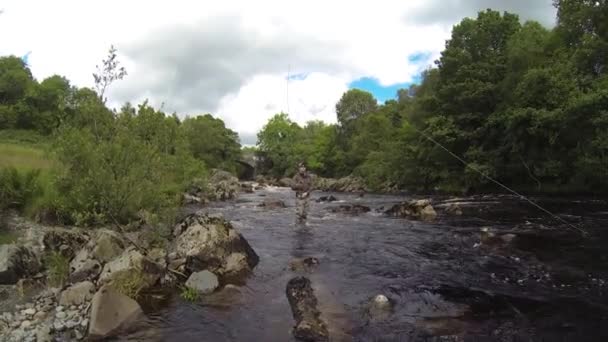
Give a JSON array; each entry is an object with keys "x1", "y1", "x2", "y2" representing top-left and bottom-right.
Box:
[
  {"x1": 46, "y1": 251, "x2": 69, "y2": 288},
  {"x1": 0, "y1": 167, "x2": 43, "y2": 211},
  {"x1": 180, "y1": 286, "x2": 199, "y2": 302},
  {"x1": 110, "y1": 270, "x2": 147, "y2": 299}
]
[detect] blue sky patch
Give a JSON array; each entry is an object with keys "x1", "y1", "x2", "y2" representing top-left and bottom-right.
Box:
[
  {"x1": 287, "y1": 72, "x2": 308, "y2": 81},
  {"x1": 348, "y1": 52, "x2": 432, "y2": 102}
]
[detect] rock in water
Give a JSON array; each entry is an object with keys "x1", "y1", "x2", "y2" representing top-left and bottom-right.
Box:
[
  {"x1": 289, "y1": 257, "x2": 320, "y2": 273},
  {"x1": 258, "y1": 199, "x2": 287, "y2": 209},
  {"x1": 0, "y1": 244, "x2": 40, "y2": 285},
  {"x1": 185, "y1": 270, "x2": 219, "y2": 294},
  {"x1": 88, "y1": 286, "x2": 144, "y2": 339},
  {"x1": 286, "y1": 277, "x2": 329, "y2": 342},
  {"x1": 330, "y1": 204, "x2": 371, "y2": 215},
  {"x1": 316, "y1": 196, "x2": 338, "y2": 203},
  {"x1": 385, "y1": 199, "x2": 437, "y2": 222},
  {"x1": 172, "y1": 212, "x2": 259, "y2": 281},
  {"x1": 59, "y1": 281, "x2": 95, "y2": 306}
]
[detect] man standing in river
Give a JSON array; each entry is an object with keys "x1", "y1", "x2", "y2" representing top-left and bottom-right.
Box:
[{"x1": 292, "y1": 162, "x2": 312, "y2": 224}]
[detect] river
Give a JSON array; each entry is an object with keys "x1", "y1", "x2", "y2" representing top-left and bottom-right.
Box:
[{"x1": 117, "y1": 187, "x2": 608, "y2": 341}]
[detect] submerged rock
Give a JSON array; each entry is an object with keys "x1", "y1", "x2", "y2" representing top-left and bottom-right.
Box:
[
  {"x1": 171, "y1": 212, "x2": 259, "y2": 282},
  {"x1": 258, "y1": 199, "x2": 287, "y2": 209},
  {"x1": 286, "y1": 276, "x2": 329, "y2": 342},
  {"x1": 185, "y1": 270, "x2": 219, "y2": 294},
  {"x1": 316, "y1": 196, "x2": 338, "y2": 203},
  {"x1": 88, "y1": 286, "x2": 144, "y2": 339},
  {"x1": 289, "y1": 257, "x2": 320, "y2": 273},
  {"x1": 330, "y1": 204, "x2": 371, "y2": 215},
  {"x1": 385, "y1": 199, "x2": 437, "y2": 222}
]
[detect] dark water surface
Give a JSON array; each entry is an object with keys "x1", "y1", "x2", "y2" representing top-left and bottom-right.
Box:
[{"x1": 118, "y1": 188, "x2": 608, "y2": 342}]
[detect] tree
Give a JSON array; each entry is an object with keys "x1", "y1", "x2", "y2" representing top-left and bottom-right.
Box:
[
  {"x1": 256, "y1": 113, "x2": 302, "y2": 177},
  {"x1": 93, "y1": 45, "x2": 127, "y2": 104},
  {"x1": 335, "y1": 89, "x2": 377, "y2": 128},
  {"x1": 181, "y1": 114, "x2": 241, "y2": 172}
]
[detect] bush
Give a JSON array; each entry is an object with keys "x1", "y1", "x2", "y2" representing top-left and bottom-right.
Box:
[
  {"x1": 0, "y1": 167, "x2": 43, "y2": 211},
  {"x1": 46, "y1": 251, "x2": 69, "y2": 287},
  {"x1": 50, "y1": 126, "x2": 205, "y2": 226},
  {"x1": 180, "y1": 286, "x2": 199, "y2": 302},
  {"x1": 110, "y1": 270, "x2": 147, "y2": 299}
]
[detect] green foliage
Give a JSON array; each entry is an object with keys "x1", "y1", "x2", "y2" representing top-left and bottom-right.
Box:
[
  {"x1": 45, "y1": 251, "x2": 69, "y2": 288},
  {"x1": 181, "y1": 114, "x2": 241, "y2": 172},
  {"x1": 110, "y1": 270, "x2": 146, "y2": 299},
  {"x1": 0, "y1": 231, "x2": 17, "y2": 245},
  {"x1": 0, "y1": 167, "x2": 42, "y2": 211},
  {"x1": 180, "y1": 286, "x2": 200, "y2": 302},
  {"x1": 254, "y1": 6, "x2": 608, "y2": 194}
]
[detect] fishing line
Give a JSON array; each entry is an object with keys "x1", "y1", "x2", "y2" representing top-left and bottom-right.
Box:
[{"x1": 411, "y1": 125, "x2": 588, "y2": 236}]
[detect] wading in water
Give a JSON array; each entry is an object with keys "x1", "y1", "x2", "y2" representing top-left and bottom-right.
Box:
[{"x1": 292, "y1": 162, "x2": 312, "y2": 224}]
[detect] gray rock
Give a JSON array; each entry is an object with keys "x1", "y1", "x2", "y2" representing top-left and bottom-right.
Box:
[
  {"x1": 53, "y1": 321, "x2": 65, "y2": 331},
  {"x1": 91, "y1": 229, "x2": 126, "y2": 263},
  {"x1": 33, "y1": 311, "x2": 46, "y2": 321},
  {"x1": 172, "y1": 213, "x2": 259, "y2": 278},
  {"x1": 385, "y1": 199, "x2": 437, "y2": 222},
  {"x1": 69, "y1": 248, "x2": 102, "y2": 283},
  {"x1": 98, "y1": 248, "x2": 162, "y2": 290},
  {"x1": 80, "y1": 319, "x2": 89, "y2": 328},
  {"x1": 20, "y1": 320, "x2": 31, "y2": 329},
  {"x1": 0, "y1": 244, "x2": 41, "y2": 285},
  {"x1": 185, "y1": 270, "x2": 219, "y2": 294},
  {"x1": 23, "y1": 308, "x2": 36, "y2": 316},
  {"x1": 285, "y1": 276, "x2": 329, "y2": 342},
  {"x1": 56, "y1": 311, "x2": 66, "y2": 319},
  {"x1": 42, "y1": 228, "x2": 89, "y2": 258},
  {"x1": 88, "y1": 286, "x2": 144, "y2": 339},
  {"x1": 35, "y1": 323, "x2": 52, "y2": 342},
  {"x1": 56, "y1": 306, "x2": 64, "y2": 312}
]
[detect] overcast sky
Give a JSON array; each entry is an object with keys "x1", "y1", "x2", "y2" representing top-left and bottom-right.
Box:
[{"x1": 0, "y1": 0, "x2": 556, "y2": 145}]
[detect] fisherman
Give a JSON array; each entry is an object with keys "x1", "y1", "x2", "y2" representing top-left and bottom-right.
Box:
[{"x1": 292, "y1": 161, "x2": 312, "y2": 224}]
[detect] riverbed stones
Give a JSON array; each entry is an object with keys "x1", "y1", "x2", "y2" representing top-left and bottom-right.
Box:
[
  {"x1": 59, "y1": 281, "x2": 95, "y2": 306},
  {"x1": 385, "y1": 199, "x2": 437, "y2": 222},
  {"x1": 289, "y1": 257, "x2": 320, "y2": 273},
  {"x1": 172, "y1": 212, "x2": 259, "y2": 279},
  {"x1": 286, "y1": 277, "x2": 329, "y2": 342},
  {"x1": 185, "y1": 270, "x2": 219, "y2": 294},
  {"x1": 88, "y1": 286, "x2": 144, "y2": 339}
]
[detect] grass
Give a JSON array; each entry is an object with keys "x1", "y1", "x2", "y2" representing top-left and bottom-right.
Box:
[
  {"x1": 46, "y1": 251, "x2": 69, "y2": 287},
  {"x1": 0, "y1": 231, "x2": 18, "y2": 245},
  {"x1": 180, "y1": 286, "x2": 200, "y2": 302},
  {"x1": 0, "y1": 143, "x2": 55, "y2": 171},
  {"x1": 110, "y1": 270, "x2": 147, "y2": 299}
]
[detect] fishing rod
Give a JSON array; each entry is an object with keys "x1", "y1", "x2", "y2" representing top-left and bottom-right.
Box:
[{"x1": 411, "y1": 125, "x2": 588, "y2": 237}]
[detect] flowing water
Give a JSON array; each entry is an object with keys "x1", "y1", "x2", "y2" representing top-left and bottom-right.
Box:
[{"x1": 118, "y1": 188, "x2": 608, "y2": 342}]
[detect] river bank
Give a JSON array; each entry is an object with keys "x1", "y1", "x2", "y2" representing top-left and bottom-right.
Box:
[{"x1": 2, "y1": 185, "x2": 608, "y2": 341}]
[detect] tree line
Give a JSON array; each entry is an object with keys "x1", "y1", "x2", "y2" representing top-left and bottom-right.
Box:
[
  {"x1": 0, "y1": 48, "x2": 241, "y2": 226},
  {"x1": 257, "y1": 1, "x2": 608, "y2": 194}
]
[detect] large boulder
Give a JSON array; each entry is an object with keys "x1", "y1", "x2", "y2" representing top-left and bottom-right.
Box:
[
  {"x1": 88, "y1": 286, "x2": 144, "y2": 339},
  {"x1": 59, "y1": 281, "x2": 95, "y2": 306},
  {"x1": 171, "y1": 212, "x2": 259, "y2": 281},
  {"x1": 42, "y1": 228, "x2": 89, "y2": 259},
  {"x1": 91, "y1": 229, "x2": 126, "y2": 263},
  {"x1": 98, "y1": 248, "x2": 164, "y2": 290},
  {"x1": 69, "y1": 248, "x2": 102, "y2": 283},
  {"x1": 286, "y1": 277, "x2": 329, "y2": 342},
  {"x1": 208, "y1": 170, "x2": 240, "y2": 201},
  {"x1": 185, "y1": 270, "x2": 219, "y2": 294},
  {"x1": 0, "y1": 244, "x2": 41, "y2": 285},
  {"x1": 385, "y1": 199, "x2": 437, "y2": 222}
]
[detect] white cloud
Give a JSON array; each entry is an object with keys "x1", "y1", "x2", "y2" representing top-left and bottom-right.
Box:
[{"x1": 0, "y1": 0, "x2": 556, "y2": 144}]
